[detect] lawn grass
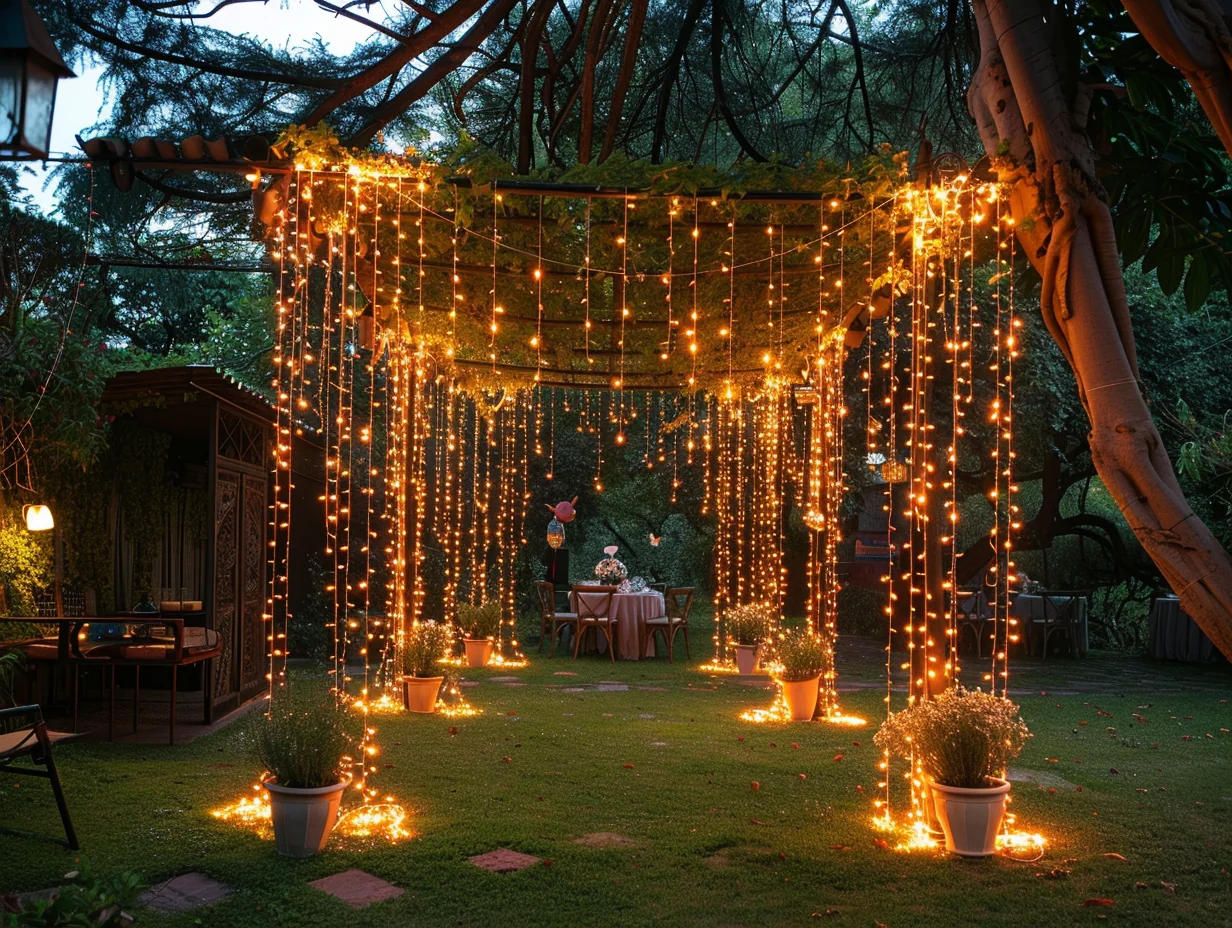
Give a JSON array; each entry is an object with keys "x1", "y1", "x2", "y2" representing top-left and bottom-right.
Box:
[{"x1": 2, "y1": 637, "x2": 1230, "y2": 927}]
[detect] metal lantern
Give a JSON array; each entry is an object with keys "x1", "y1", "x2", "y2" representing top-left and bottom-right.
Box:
[
  {"x1": 546, "y1": 517, "x2": 565, "y2": 549},
  {"x1": 0, "y1": 0, "x2": 74, "y2": 160}
]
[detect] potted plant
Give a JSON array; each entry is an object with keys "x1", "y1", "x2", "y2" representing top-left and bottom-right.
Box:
[
  {"x1": 401, "y1": 621, "x2": 451, "y2": 712},
  {"x1": 253, "y1": 688, "x2": 355, "y2": 857},
  {"x1": 774, "y1": 630, "x2": 828, "y2": 721},
  {"x1": 456, "y1": 600, "x2": 502, "y2": 667},
  {"x1": 724, "y1": 603, "x2": 776, "y2": 674},
  {"x1": 874, "y1": 686, "x2": 1030, "y2": 857}
]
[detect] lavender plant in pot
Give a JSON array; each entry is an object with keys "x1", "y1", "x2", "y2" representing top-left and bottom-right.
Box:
[
  {"x1": 456, "y1": 600, "x2": 502, "y2": 668},
  {"x1": 401, "y1": 621, "x2": 451, "y2": 712},
  {"x1": 254, "y1": 688, "x2": 355, "y2": 857},
  {"x1": 774, "y1": 630, "x2": 828, "y2": 721},
  {"x1": 874, "y1": 686, "x2": 1030, "y2": 856},
  {"x1": 724, "y1": 603, "x2": 775, "y2": 674}
]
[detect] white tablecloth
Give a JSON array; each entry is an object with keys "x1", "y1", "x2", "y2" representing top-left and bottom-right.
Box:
[
  {"x1": 1012, "y1": 593, "x2": 1089, "y2": 655},
  {"x1": 569, "y1": 590, "x2": 665, "y2": 660},
  {"x1": 1149, "y1": 597, "x2": 1219, "y2": 662}
]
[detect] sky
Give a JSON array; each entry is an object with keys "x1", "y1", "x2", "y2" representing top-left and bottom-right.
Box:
[{"x1": 18, "y1": 0, "x2": 381, "y2": 213}]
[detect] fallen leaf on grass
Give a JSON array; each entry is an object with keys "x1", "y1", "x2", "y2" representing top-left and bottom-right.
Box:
[
  {"x1": 1160, "y1": 882, "x2": 1175, "y2": 893},
  {"x1": 809, "y1": 908, "x2": 841, "y2": 917},
  {"x1": 1134, "y1": 882, "x2": 1148, "y2": 890},
  {"x1": 506, "y1": 710, "x2": 518, "y2": 716},
  {"x1": 829, "y1": 844, "x2": 850, "y2": 851},
  {"x1": 622, "y1": 763, "x2": 635, "y2": 769},
  {"x1": 833, "y1": 754, "x2": 844, "y2": 762},
  {"x1": 542, "y1": 859, "x2": 553, "y2": 867},
  {"x1": 873, "y1": 839, "x2": 889, "y2": 850},
  {"x1": 449, "y1": 726, "x2": 458, "y2": 736},
  {"x1": 792, "y1": 742, "x2": 799, "y2": 749},
  {"x1": 1081, "y1": 899, "x2": 1116, "y2": 907},
  {"x1": 751, "y1": 781, "x2": 761, "y2": 791},
  {"x1": 799, "y1": 774, "x2": 807, "y2": 780},
  {"x1": 502, "y1": 756, "x2": 512, "y2": 763},
  {"x1": 1103, "y1": 853, "x2": 1127, "y2": 861},
  {"x1": 749, "y1": 818, "x2": 765, "y2": 825}
]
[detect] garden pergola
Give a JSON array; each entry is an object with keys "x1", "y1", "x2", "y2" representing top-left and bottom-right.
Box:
[{"x1": 239, "y1": 138, "x2": 1025, "y2": 846}]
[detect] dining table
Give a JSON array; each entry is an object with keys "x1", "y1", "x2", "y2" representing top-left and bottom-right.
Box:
[
  {"x1": 1011, "y1": 593, "x2": 1089, "y2": 657},
  {"x1": 568, "y1": 588, "x2": 665, "y2": 660},
  {"x1": 1149, "y1": 596, "x2": 1219, "y2": 663}
]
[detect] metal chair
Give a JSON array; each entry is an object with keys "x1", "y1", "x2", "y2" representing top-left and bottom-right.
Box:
[
  {"x1": 536, "y1": 581, "x2": 578, "y2": 656},
  {"x1": 0, "y1": 705, "x2": 78, "y2": 848},
  {"x1": 642, "y1": 587, "x2": 694, "y2": 662},
  {"x1": 1040, "y1": 591, "x2": 1088, "y2": 658},
  {"x1": 571, "y1": 585, "x2": 619, "y2": 661}
]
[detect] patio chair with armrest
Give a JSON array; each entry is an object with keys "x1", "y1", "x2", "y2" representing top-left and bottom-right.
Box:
[
  {"x1": 536, "y1": 582, "x2": 578, "y2": 656},
  {"x1": 954, "y1": 589, "x2": 994, "y2": 658},
  {"x1": 0, "y1": 705, "x2": 79, "y2": 849},
  {"x1": 642, "y1": 587, "x2": 694, "y2": 663},
  {"x1": 571, "y1": 585, "x2": 619, "y2": 661}
]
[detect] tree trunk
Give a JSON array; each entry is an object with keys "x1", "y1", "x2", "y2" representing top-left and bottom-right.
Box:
[{"x1": 968, "y1": 0, "x2": 1232, "y2": 659}]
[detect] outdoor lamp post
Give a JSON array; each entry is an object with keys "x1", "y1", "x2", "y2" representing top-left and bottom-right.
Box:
[
  {"x1": 23, "y1": 503, "x2": 62, "y2": 614},
  {"x1": 0, "y1": 0, "x2": 75, "y2": 160}
]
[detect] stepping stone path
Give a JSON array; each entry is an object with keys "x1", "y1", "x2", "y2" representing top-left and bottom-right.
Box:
[
  {"x1": 574, "y1": 832, "x2": 637, "y2": 848},
  {"x1": 309, "y1": 870, "x2": 404, "y2": 908},
  {"x1": 468, "y1": 849, "x2": 543, "y2": 873},
  {"x1": 1008, "y1": 768, "x2": 1080, "y2": 790},
  {"x1": 596, "y1": 683, "x2": 629, "y2": 692},
  {"x1": 490, "y1": 676, "x2": 520, "y2": 682},
  {"x1": 141, "y1": 873, "x2": 231, "y2": 913}
]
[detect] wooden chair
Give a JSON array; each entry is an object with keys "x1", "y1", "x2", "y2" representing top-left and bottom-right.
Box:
[
  {"x1": 0, "y1": 705, "x2": 79, "y2": 849},
  {"x1": 642, "y1": 587, "x2": 694, "y2": 662},
  {"x1": 1040, "y1": 591, "x2": 1088, "y2": 659},
  {"x1": 536, "y1": 582, "x2": 578, "y2": 657},
  {"x1": 954, "y1": 589, "x2": 993, "y2": 658},
  {"x1": 571, "y1": 585, "x2": 618, "y2": 661}
]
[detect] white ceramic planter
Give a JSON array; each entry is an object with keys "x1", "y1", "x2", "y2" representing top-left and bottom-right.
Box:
[
  {"x1": 401, "y1": 675, "x2": 444, "y2": 713},
  {"x1": 264, "y1": 778, "x2": 348, "y2": 858},
  {"x1": 929, "y1": 776, "x2": 1011, "y2": 856},
  {"x1": 734, "y1": 644, "x2": 758, "y2": 674},
  {"x1": 780, "y1": 676, "x2": 820, "y2": 721},
  {"x1": 463, "y1": 638, "x2": 494, "y2": 668}
]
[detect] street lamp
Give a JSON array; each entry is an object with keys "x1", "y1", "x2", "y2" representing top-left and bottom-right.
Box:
[
  {"x1": 23, "y1": 503, "x2": 53, "y2": 531},
  {"x1": 0, "y1": 0, "x2": 75, "y2": 160}
]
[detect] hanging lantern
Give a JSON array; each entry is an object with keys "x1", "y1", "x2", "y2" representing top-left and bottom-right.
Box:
[
  {"x1": 0, "y1": 0, "x2": 75, "y2": 160},
  {"x1": 881, "y1": 456, "x2": 908, "y2": 484},
  {"x1": 546, "y1": 518, "x2": 565, "y2": 549}
]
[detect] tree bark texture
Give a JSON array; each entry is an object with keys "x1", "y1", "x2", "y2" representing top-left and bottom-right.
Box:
[{"x1": 968, "y1": 0, "x2": 1232, "y2": 659}]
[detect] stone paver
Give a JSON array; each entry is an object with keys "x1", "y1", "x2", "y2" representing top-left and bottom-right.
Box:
[
  {"x1": 1008, "y1": 768, "x2": 1080, "y2": 790},
  {"x1": 468, "y1": 849, "x2": 543, "y2": 873},
  {"x1": 575, "y1": 832, "x2": 637, "y2": 847},
  {"x1": 597, "y1": 683, "x2": 629, "y2": 692},
  {"x1": 140, "y1": 873, "x2": 231, "y2": 913},
  {"x1": 309, "y1": 869, "x2": 404, "y2": 908},
  {"x1": 490, "y1": 676, "x2": 520, "y2": 682}
]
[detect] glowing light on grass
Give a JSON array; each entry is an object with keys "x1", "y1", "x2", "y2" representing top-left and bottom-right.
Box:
[
  {"x1": 335, "y1": 800, "x2": 413, "y2": 841},
  {"x1": 211, "y1": 783, "x2": 271, "y2": 831}
]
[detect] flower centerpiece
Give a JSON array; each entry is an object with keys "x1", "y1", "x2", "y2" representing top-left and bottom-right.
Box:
[
  {"x1": 595, "y1": 545, "x2": 628, "y2": 585},
  {"x1": 874, "y1": 686, "x2": 1031, "y2": 856},
  {"x1": 774, "y1": 630, "x2": 830, "y2": 720},
  {"x1": 724, "y1": 602, "x2": 777, "y2": 674},
  {"x1": 253, "y1": 687, "x2": 355, "y2": 857},
  {"x1": 401, "y1": 621, "x2": 452, "y2": 712},
  {"x1": 456, "y1": 600, "x2": 502, "y2": 667}
]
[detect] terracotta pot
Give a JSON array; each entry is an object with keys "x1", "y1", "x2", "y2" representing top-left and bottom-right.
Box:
[
  {"x1": 263, "y1": 778, "x2": 347, "y2": 857},
  {"x1": 734, "y1": 644, "x2": 758, "y2": 674},
  {"x1": 401, "y1": 675, "x2": 444, "y2": 713},
  {"x1": 463, "y1": 638, "x2": 494, "y2": 668},
  {"x1": 780, "y1": 676, "x2": 820, "y2": 721},
  {"x1": 929, "y1": 776, "x2": 1011, "y2": 857}
]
